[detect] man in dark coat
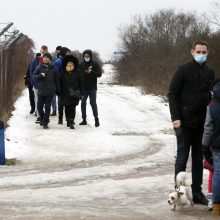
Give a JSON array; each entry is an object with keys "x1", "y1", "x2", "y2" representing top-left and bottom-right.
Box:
[
  {"x1": 60, "y1": 55, "x2": 84, "y2": 129},
  {"x1": 33, "y1": 53, "x2": 60, "y2": 129},
  {"x1": 24, "y1": 63, "x2": 35, "y2": 114},
  {"x1": 168, "y1": 41, "x2": 215, "y2": 205},
  {"x1": 79, "y1": 49, "x2": 102, "y2": 127}
]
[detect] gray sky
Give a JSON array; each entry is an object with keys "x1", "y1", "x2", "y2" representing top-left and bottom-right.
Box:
[{"x1": 0, "y1": 0, "x2": 213, "y2": 59}]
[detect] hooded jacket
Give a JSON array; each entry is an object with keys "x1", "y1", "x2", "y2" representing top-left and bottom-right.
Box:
[
  {"x1": 202, "y1": 80, "x2": 220, "y2": 151},
  {"x1": 168, "y1": 59, "x2": 215, "y2": 128},
  {"x1": 79, "y1": 50, "x2": 102, "y2": 90},
  {"x1": 33, "y1": 62, "x2": 60, "y2": 96},
  {"x1": 59, "y1": 55, "x2": 85, "y2": 106}
]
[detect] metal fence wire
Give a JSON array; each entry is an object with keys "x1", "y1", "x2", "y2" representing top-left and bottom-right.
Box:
[{"x1": 0, "y1": 22, "x2": 33, "y2": 124}]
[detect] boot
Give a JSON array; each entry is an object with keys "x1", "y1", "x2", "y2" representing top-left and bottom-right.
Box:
[
  {"x1": 193, "y1": 191, "x2": 208, "y2": 205},
  {"x1": 212, "y1": 204, "x2": 220, "y2": 216},
  {"x1": 58, "y1": 118, "x2": 63, "y2": 125},
  {"x1": 95, "y1": 118, "x2": 100, "y2": 127},
  {"x1": 79, "y1": 120, "x2": 87, "y2": 125},
  {"x1": 66, "y1": 118, "x2": 70, "y2": 127},
  {"x1": 69, "y1": 120, "x2": 75, "y2": 129},
  {"x1": 50, "y1": 111, "x2": 56, "y2": 116},
  {"x1": 43, "y1": 124, "x2": 49, "y2": 129}
]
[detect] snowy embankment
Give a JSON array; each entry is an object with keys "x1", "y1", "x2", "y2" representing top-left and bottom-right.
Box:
[{"x1": 0, "y1": 65, "x2": 210, "y2": 220}]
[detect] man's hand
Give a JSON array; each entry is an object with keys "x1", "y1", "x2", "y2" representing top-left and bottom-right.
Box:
[
  {"x1": 173, "y1": 120, "x2": 181, "y2": 128},
  {"x1": 203, "y1": 145, "x2": 213, "y2": 164}
]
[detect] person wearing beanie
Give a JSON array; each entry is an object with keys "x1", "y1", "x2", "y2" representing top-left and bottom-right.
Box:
[
  {"x1": 202, "y1": 79, "x2": 220, "y2": 215},
  {"x1": 79, "y1": 49, "x2": 102, "y2": 127},
  {"x1": 55, "y1": 46, "x2": 71, "y2": 124},
  {"x1": 33, "y1": 52, "x2": 60, "y2": 129},
  {"x1": 59, "y1": 55, "x2": 84, "y2": 129}
]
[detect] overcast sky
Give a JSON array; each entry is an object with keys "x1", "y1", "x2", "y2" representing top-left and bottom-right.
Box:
[{"x1": 0, "y1": 0, "x2": 214, "y2": 59}]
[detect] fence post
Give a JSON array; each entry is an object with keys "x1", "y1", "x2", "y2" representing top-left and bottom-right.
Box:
[{"x1": 0, "y1": 121, "x2": 5, "y2": 165}]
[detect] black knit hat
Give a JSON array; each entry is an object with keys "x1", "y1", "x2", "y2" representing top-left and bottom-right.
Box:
[
  {"x1": 56, "y1": 46, "x2": 62, "y2": 51},
  {"x1": 43, "y1": 52, "x2": 52, "y2": 60}
]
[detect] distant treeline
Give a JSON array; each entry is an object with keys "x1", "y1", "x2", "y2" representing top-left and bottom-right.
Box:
[{"x1": 114, "y1": 9, "x2": 220, "y2": 95}]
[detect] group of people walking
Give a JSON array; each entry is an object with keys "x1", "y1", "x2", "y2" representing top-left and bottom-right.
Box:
[
  {"x1": 168, "y1": 41, "x2": 220, "y2": 215},
  {"x1": 24, "y1": 45, "x2": 102, "y2": 129}
]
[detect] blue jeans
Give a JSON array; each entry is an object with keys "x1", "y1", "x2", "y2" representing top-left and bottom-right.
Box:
[
  {"x1": 175, "y1": 126, "x2": 203, "y2": 192},
  {"x1": 51, "y1": 95, "x2": 57, "y2": 112},
  {"x1": 81, "y1": 90, "x2": 98, "y2": 120},
  {"x1": 212, "y1": 152, "x2": 220, "y2": 203}
]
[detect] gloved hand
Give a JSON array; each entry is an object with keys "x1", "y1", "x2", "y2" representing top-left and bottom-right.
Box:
[
  {"x1": 41, "y1": 72, "x2": 46, "y2": 77},
  {"x1": 203, "y1": 145, "x2": 213, "y2": 164}
]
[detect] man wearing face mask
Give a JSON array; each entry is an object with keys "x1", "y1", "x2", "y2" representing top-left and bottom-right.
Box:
[
  {"x1": 79, "y1": 49, "x2": 102, "y2": 127},
  {"x1": 168, "y1": 41, "x2": 215, "y2": 205}
]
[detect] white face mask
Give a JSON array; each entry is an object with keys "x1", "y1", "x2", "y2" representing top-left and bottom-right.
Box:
[
  {"x1": 84, "y1": 57, "x2": 90, "y2": 63},
  {"x1": 194, "y1": 54, "x2": 207, "y2": 64}
]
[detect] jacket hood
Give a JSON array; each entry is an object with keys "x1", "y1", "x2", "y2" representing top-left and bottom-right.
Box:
[
  {"x1": 60, "y1": 47, "x2": 70, "y2": 58},
  {"x1": 83, "y1": 49, "x2": 93, "y2": 60},
  {"x1": 62, "y1": 55, "x2": 79, "y2": 71},
  {"x1": 213, "y1": 80, "x2": 220, "y2": 102}
]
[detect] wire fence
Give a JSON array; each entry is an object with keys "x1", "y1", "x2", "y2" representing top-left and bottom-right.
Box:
[{"x1": 0, "y1": 22, "x2": 34, "y2": 124}]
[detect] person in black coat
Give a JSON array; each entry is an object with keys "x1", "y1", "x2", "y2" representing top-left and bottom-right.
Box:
[
  {"x1": 79, "y1": 49, "x2": 102, "y2": 127},
  {"x1": 168, "y1": 41, "x2": 215, "y2": 205},
  {"x1": 33, "y1": 53, "x2": 60, "y2": 129},
  {"x1": 24, "y1": 63, "x2": 35, "y2": 114},
  {"x1": 60, "y1": 55, "x2": 84, "y2": 129}
]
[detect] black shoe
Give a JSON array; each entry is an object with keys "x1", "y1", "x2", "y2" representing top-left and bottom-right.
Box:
[
  {"x1": 193, "y1": 192, "x2": 208, "y2": 205},
  {"x1": 95, "y1": 118, "x2": 100, "y2": 127},
  {"x1": 50, "y1": 111, "x2": 56, "y2": 116},
  {"x1": 30, "y1": 109, "x2": 35, "y2": 114},
  {"x1": 43, "y1": 124, "x2": 49, "y2": 129},
  {"x1": 35, "y1": 117, "x2": 41, "y2": 124},
  {"x1": 79, "y1": 120, "x2": 87, "y2": 125},
  {"x1": 70, "y1": 124, "x2": 75, "y2": 129},
  {"x1": 58, "y1": 119, "x2": 63, "y2": 125},
  {"x1": 67, "y1": 120, "x2": 70, "y2": 127}
]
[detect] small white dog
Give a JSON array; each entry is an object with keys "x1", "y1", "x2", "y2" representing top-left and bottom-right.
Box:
[
  {"x1": 175, "y1": 171, "x2": 191, "y2": 188},
  {"x1": 168, "y1": 172, "x2": 193, "y2": 211}
]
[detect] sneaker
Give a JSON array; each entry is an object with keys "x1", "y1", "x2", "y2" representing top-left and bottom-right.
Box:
[
  {"x1": 193, "y1": 191, "x2": 208, "y2": 205},
  {"x1": 43, "y1": 124, "x2": 49, "y2": 129},
  {"x1": 95, "y1": 118, "x2": 100, "y2": 127},
  {"x1": 79, "y1": 120, "x2": 87, "y2": 125},
  {"x1": 207, "y1": 193, "x2": 213, "y2": 211},
  {"x1": 50, "y1": 111, "x2": 56, "y2": 116},
  {"x1": 35, "y1": 117, "x2": 41, "y2": 124}
]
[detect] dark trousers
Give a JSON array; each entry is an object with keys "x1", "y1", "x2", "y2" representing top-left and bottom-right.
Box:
[
  {"x1": 28, "y1": 85, "x2": 35, "y2": 111},
  {"x1": 58, "y1": 97, "x2": 66, "y2": 121},
  {"x1": 65, "y1": 104, "x2": 76, "y2": 122},
  {"x1": 81, "y1": 90, "x2": 98, "y2": 120},
  {"x1": 37, "y1": 95, "x2": 53, "y2": 125},
  {"x1": 175, "y1": 126, "x2": 204, "y2": 193}
]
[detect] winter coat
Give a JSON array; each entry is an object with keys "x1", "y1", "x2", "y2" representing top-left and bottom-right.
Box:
[
  {"x1": 24, "y1": 64, "x2": 32, "y2": 87},
  {"x1": 33, "y1": 63, "x2": 60, "y2": 96},
  {"x1": 79, "y1": 50, "x2": 102, "y2": 91},
  {"x1": 59, "y1": 55, "x2": 85, "y2": 106},
  {"x1": 55, "y1": 56, "x2": 63, "y2": 73},
  {"x1": 30, "y1": 55, "x2": 43, "y2": 89},
  {"x1": 202, "y1": 81, "x2": 220, "y2": 151},
  {"x1": 168, "y1": 59, "x2": 215, "y2": 128}
]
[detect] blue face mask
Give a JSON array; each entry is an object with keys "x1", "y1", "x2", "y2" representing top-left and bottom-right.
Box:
[
  {"x1": 84, "y1": 57, "x2": 90, "y2": 63},
  {"x1": 194, "y1": 54, "x2": 207, "y2": 64}
]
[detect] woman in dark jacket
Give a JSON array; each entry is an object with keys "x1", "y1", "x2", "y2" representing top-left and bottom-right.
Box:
[{"x1": 60, "y1": 55, "x2": 84, "y2": 129}]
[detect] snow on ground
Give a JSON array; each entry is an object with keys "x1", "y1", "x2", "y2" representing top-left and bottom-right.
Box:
[{"x1": 0, "y1": 64, "x2": 211, "y2": 219}]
